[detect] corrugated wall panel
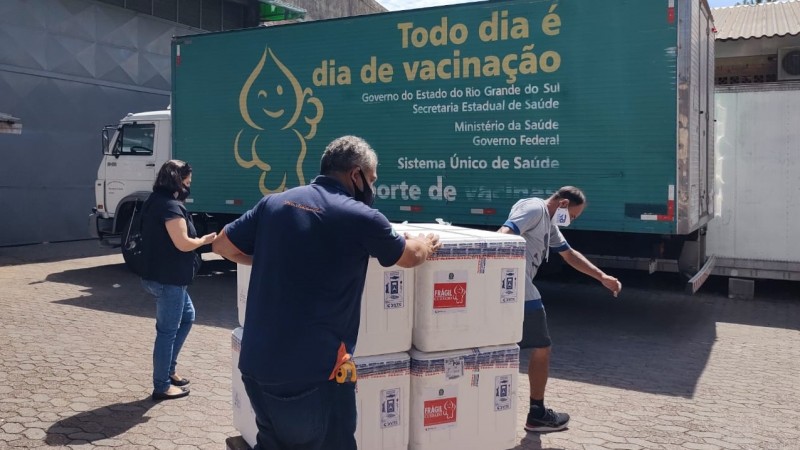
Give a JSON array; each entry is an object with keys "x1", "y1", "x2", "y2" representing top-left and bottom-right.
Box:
[
  {"x1": 690, "y1": 0, "x2": 702, "y2": 227},
  {"x1": 676, "y1": 0, "x2": 714, "y2": 234}
]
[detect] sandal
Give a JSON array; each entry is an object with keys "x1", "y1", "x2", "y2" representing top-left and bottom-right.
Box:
[
  {"x1": 170, "y1": 375, "x2": 190, "y2": 387},
  {"x1": 152, "y1": 386, "x2": 190, "y2": 401}
]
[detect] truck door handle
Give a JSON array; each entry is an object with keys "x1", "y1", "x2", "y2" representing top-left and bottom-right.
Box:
[{"x1": 146, "y1": 163, "x2": 155, "y2": 167}]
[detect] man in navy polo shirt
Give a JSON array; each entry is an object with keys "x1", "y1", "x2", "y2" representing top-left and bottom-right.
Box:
[{"x1": 213, "y1": 135, "x2": 441, "y2": 450}]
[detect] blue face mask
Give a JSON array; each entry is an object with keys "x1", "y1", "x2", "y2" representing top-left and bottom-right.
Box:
[{"x1": 353, "y1": 169, "x2": 374, "y2": 207}]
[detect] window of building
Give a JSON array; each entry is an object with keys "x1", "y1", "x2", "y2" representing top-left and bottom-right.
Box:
[
  {"x1": 154, "y1": 0, "x2": 178, "y2": 22},
  {"x1": 95, "y1": 0, "x2": 250, "y2": 31},
  {"x1": 178, "y1": 0, "x2": 203, "y2": 28},
  {"x1": 202, "y1": 0, "x2": 223, "y2": 31},
  {"x1": 223, "y1": 2, "x2": 246, "y2": 30},
  {"x1": 126, "y1": 0, "x2": 152, "y2": 14}
]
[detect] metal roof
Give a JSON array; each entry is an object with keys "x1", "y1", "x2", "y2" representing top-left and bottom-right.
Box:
[{"x1": 713, "y1": 0, "x2": 800, "y2": 40}]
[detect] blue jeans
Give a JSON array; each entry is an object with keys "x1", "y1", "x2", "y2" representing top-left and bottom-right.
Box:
[
  {"x1": 241, "y1": 376, "x2": 357, "y2": 450},
  {"x1": 141, "y1": 280, "x2": 195, "y2": 393}
]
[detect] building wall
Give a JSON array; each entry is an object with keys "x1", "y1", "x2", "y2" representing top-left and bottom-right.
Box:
[
  {"x1": 292, "y1": 0, "x2": 386, "y2": 20},
  {"x1": 0, "y1": 0, "x2": 385, "y2": 247},
  {"x1": 0, "y1": 0, "x2": 201, "y2": 246}
]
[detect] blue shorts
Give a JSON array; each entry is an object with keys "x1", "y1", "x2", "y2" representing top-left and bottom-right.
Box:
[{"x1": 520, "y1": 299, "x2": 552, "y2": 349}]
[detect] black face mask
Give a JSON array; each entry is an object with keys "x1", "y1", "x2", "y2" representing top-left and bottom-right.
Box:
[
  {"x1": 177, "y1": 185, "x2": 191, "y2": 202},
  {"x1": 352, "y1": 169, "x2": 374, "y2": 207}
]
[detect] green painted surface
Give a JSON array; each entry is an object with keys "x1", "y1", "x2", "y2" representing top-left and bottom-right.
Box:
[{"x1": 173, "y1": 0, "x2": 684, "y2": 233}]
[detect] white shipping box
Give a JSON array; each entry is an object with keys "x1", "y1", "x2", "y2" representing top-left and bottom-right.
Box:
[
  {"x1": 231, "y1": 327, "x2": 257, "y2": 447},
  {"x1": 401, "y1": 223, "x2": 526, "y2": 352},
  {"x1": 236, "y1": 265, "x2": 250, "y2": 327},
  {"x1": 353, "y1": 352, "x2": 411, "y2": 450},
  {"x1": 355, "y1": 260, "x2": 415, "y2": 357},
  {"x1": 238, "y1": 257, "x2": 414, "y2": 357},
  {"x1": 232, "y1": 327, "x2": 411, "y2": 450},
  {"x1": 409, "y1": 345, "x2": 519, "y2": 450}
]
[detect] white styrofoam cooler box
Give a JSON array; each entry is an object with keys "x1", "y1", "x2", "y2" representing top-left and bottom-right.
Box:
[
  {"x1": 238, "y1": 257, "x2": 414, "y2": 358},
  {"x1": 353, "y1": 222, "x2": 422, "y2": 356},
  {"x1": 400, "y1": 223, "x2": 526, "y2": 352},
  {"x1": 354, "y1": 259, "x2": 415, "y2": 357},
  {"x1": 353, "y1": 352, "x2": 411, "y2": 450},
  {"x1": 231, "y1": 327, "x2": 257, "y2": 447},
  {"x1": 409, "y1": 345, "x2": 519, "y2": 450},
  {"x1": 236, "y1": 264, "x2": 250, "y2": 327},
  {"x1": 232, "y1": 326, "x2": 410, "y2": 449}
]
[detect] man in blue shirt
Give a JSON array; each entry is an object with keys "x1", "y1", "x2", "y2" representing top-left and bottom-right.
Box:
[
  {"x1": 213, "y1": 135, "x2": 440, "y2": 450},
  {"x1": 499, "y1": 186, "x2": 622, "y2": 433}
]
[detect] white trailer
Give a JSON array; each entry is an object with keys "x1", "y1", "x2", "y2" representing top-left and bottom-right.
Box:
[{"x1": 707, "y1": 83, "x2": 800, "y2": 287}]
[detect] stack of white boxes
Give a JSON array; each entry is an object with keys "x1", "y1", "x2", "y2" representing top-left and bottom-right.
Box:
[
  {"x1": 231, "y1": 244, "x2": 416, "y2": 450},
  {"x1": 231, "y1": 223, "x2": 525, "y2": 450},
  {"x1": 401, "y1": 223, "x2": 524, "y2": 450},
  {"x1": 350, "y1": 238, "x2": 418, "y2": 450}
]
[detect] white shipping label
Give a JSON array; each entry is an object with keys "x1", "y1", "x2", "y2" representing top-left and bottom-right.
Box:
[
  {"x1": 494, "y1": 375, "x2": 512, "y2": 411},
  {"x1": 444, "y1": 356, "x2": 464, "y2": 380},
  {"x1": 423, "y1": 386, "x2": 458, "y2": 430},
  {"x1": 380, "y1": 388, "x2": 402, "y2": 429},
  {"x1": 383, "y1": 270, "x2": 404, "y2": 309},
  {"x1": 500, "y1": 268, "x2": 518, "y2": 303}
]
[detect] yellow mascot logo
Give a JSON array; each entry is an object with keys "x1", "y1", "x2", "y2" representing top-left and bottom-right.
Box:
[{"x1": 235, "y1": 46, "x2": 324, "y2": 195}]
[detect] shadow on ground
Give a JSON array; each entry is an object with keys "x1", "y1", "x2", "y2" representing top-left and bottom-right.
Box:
[
  {"x1": 518, "y1": 268, "x2": 799, "y2": 399},
  {"x1": 509, "y1": 433, "x2": 564, "y2": 450},
  {"x1": 0, "y1": 240, "x2": 117, "y2": 267},
  {"x1": 44, "y1": 398, "x2": 156, "y2": 446},
  {"x1": 47, "y1": 258, "x2": 239, "y2": 329}
]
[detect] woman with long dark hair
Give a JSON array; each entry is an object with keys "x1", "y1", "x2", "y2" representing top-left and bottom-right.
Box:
[{"x1": 140, "y1": 160, "x2": 217, "y2": 400}]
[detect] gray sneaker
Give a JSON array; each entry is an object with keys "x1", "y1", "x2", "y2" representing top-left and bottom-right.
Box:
[{"x1": 524, "y1": 408, "x2": 570, "y2": 432}]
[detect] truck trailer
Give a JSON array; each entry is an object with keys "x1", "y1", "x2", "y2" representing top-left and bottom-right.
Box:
[
  {"x1": 89, "y1": 0, "x2": 716, "y2": 289},
  {"x1": 707, "y1": 83, "x2": 800, "y2": 284}
]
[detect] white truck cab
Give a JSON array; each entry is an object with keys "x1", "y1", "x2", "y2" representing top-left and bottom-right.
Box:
[{"x1": 89, "y1": 110, "x2": 171, "y2": 254}]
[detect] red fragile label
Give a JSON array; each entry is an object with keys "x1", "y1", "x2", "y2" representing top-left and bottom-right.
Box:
[
  {"x1": 433, "y1": 282, "x2": 467, "y2": 309},
  {"x1": 423, "y1": 397, "x2": 458, "y2": 427}
]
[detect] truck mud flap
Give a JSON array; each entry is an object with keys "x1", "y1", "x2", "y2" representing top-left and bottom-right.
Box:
[{"x1": 686, "y1": 255, "x2": 716, "y2": 295}]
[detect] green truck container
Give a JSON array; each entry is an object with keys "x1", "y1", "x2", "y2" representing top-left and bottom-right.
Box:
[{"x1": 170, "y1": 0, "x2": 715, "y2": 285}]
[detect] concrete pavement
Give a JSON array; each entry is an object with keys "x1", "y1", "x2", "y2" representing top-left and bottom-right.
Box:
[{"x1": 0, "y1": 240, "x2": 798, "y2": 449}]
